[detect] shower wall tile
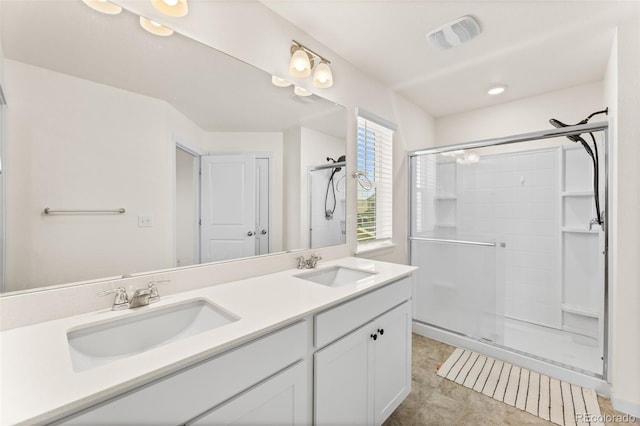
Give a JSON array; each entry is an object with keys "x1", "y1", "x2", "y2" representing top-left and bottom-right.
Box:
[{"x1": 459, "y1": 148, "x2": 561, "y2": 329}]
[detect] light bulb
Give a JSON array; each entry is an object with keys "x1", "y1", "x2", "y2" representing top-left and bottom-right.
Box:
[
  {"x1": 82, "y1": 0, "x2": 122, "y2": 14},
  {"x1": 150, "y1": 0, "x2": 188, "y2": 17},
  {"x1": 294, "y1": 86, "x2": 312, "y2": 97},
  {"x1": 272, "y1": 76, "x2": 292, "y2": 87},
  {"x1": 140, "y1": 16, "x2": 174, "y2": 36},
  {"x1": 313, "y1": 61, "x2": 333, "y2": 88},
  {"x1": 289, "y1": 48, "x2": 311, "y2": 78}
]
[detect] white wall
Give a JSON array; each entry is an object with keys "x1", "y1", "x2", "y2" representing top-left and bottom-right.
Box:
[
  {"x1": 604, "y1": 17, "x2": 640, "y2": 416},
  {"x1": 4, "y1": 60, "x2": 205, "y2": 291},
  {"x1": 436, "y1": 82, "x2": 605, "y2": 146}
]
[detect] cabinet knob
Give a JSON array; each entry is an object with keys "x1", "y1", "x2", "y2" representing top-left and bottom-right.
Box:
[
  {"x1": 378, "y1": 328, "x2": 384, "y2": 335},
  {"x1": 247, "y1": 231, "x2": 254, "y2": 236},
  {"x1": 370, "y1": 333, "x2": 377, "y2": 341}
]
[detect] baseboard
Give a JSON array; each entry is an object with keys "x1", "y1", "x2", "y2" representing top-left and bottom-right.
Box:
[{"x1": 611, "y1": 396, "x2": 640, "y2": 418}]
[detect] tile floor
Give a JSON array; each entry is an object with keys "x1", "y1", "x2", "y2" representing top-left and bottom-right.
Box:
[{"x1": 383, "y1": 334, "x2": 639, "y2": 426}]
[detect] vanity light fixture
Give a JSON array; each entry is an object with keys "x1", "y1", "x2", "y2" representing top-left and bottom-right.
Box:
[
  {"x1": 82, "y1": 0, "x2": 122, "y2": 15},
  {"x1": 487, "y1": 85, "x2": 507, "y2": 95},
  {"x1": 294, "y1": 86, "x2": 313, "y2": 97},
  {"x1": 139, "y1": 16, "x2": 174, "y2": 36},
  {"x1": 151, "y1": 0, "x2": 188, "y2": 17},
  {"x1": 288, "y1": 40, "x2": 333, "y2": 88},
  {"x1": 271, "y1": 76, "x2": 292, "y2": 87}
]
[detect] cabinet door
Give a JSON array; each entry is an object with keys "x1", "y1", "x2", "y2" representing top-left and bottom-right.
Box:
[
  {"x1": 373, "y1": 301, "x2": 412, "y2": 425},
  {"x1": 189, "y1": 361, "x2": 307, "y2": 426},
  {"x1": 314, "y1": 322, "x2": 374, "y2": 426}
]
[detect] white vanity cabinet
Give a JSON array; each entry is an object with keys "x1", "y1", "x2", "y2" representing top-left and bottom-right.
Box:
[
  {"x1": 188, "y1": 361, "x2": 307, "y2": 425},
  {"x1": 56, "y1": 321, "x2": 307, "y2": 426},
  {"x1": 314, "y1": 278, "x2": 412, "y2": 426}
]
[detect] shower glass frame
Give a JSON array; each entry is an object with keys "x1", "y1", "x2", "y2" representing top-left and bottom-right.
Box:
[{"x1": 407, "y1": 121, "x2": 609, "y2": 380}]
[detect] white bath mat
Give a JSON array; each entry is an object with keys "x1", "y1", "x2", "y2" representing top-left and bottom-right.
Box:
[{"x1": 437, "y1": 348, "x2": 603, "y2": 425}]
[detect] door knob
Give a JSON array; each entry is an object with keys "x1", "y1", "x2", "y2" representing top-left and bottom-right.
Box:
[
  {"x1": 247, "y1": 231, "x2": 254, "y2": 236},
  {"x1": 261, "y1": 229, "x2": 267, "y2": 235}
]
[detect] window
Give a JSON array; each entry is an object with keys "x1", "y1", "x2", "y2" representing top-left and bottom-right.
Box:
[{"x1": 356, "y1": 110, "x2": 395, "y2": 247}]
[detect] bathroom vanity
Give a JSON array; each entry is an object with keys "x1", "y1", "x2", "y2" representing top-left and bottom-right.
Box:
[{"x1": 0, "y1": 258, "x2": 416, "y2": 425}]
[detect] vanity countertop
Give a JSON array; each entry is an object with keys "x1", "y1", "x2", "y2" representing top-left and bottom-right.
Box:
[{"x1": 0, "y1": 257, "x2": 416, "y2": 425}]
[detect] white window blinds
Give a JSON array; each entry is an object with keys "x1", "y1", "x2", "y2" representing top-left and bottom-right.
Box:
[{"x1": 356, "y1": 113, "x2": 394, "y2": 244}]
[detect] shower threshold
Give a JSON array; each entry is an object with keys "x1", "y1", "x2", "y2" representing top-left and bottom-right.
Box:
[{"x1": 412, "y1": 319, "x2": 610, "y2": 397}]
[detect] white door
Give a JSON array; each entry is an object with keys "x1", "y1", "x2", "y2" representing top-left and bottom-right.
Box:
[
  {"x1": 314, "y1": 322, "x2": 374, "y2": 426},
  {"x1": 200, "y1": 154, "x2": 255, "y2": 263},
  {"x1": 189, "y1": 362, "x2": 307, "y2": 426},
  {"x1": 255, "y1": 157, "x2": 270, "y2": 255},
  {"x1": 373, "y1": 301, "x2": 412, "y2": 425}
]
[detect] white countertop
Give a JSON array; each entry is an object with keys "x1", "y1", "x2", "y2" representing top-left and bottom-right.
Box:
[{"x1": 0, "y1": 257, "x2": 416, "y2": 425}]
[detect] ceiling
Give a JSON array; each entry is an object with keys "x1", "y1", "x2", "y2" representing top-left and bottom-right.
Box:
[
  {"x1": 261, "y1": 0, "x2": 637, "y2": 117},
  {"x1": 0, "y1": 0, "x2": 346, "y2": 138}
]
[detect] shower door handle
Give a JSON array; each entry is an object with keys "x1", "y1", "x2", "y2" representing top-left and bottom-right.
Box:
[{"x1": 247, "y1": 231, "x2": 254, "y2": 236}]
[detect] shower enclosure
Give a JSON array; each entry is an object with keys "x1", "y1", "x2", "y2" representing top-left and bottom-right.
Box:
[
  {"x1": 309, "y1": 161, "x2": 346, "y2": 248},
  {"x1": 409, "y1": 122, "x2": 608, "y2": 380}
]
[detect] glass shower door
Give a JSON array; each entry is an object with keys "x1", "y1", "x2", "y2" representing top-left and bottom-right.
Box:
[
  {"x1": 409, "y1": 134, "x2": 606, "y2": 377},
  {"x1": 410, "y1": 154, "x2": 505, "y2": 344}
]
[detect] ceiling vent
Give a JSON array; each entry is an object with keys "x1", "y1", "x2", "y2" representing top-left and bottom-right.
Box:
[{"x1": 427, "y1": 15, "x2": 481, "y2": 50}]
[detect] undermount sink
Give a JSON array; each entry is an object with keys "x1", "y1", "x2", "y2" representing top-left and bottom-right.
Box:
[
  {"x1": 295, "y1": 266, "x2": 377, "y2": 287},
  {"x1": 67, "y1": 299, "x2": 239, "y2": 372}
]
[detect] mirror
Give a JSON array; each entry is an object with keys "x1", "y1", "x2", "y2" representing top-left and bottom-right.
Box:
[{"x1": 0, "y1": 1, "x2": 347, "y2": 294}]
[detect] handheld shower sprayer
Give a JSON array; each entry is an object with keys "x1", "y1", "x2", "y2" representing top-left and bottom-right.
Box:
[
  {"x1": 549, "y1": 108, "x2": 608, "y2": 229},
  {"x1": 324, "y1": 155, "x2": 346, "y2": 219}
]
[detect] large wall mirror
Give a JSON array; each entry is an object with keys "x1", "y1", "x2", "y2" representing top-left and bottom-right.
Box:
[{"x1": 0, "y1": 1, "x2": 347, "y2": 294}]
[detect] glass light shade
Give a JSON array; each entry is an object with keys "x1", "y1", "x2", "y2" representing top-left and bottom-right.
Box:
[
  {"x1": 289, "y1": 48, "x2": 311, "y2": 78},
  {"x1": 140, "y1": 17, "x2": 174, "y2": 36},
  {"x1": 271, "y1": 76, "x2": 292, "y2": 87},
  {"x1": 294, "y1": 86, "x2": 312, "y2": 97},
  {"x1": 313, "y1": 61, "x2": 333, "y2": 88},
  {"x1": 150, "y1": 0, "x2": 188, "y2": 17},
  {"x1": 82, "y1": 0, "x2": 122, "y2": 15}
]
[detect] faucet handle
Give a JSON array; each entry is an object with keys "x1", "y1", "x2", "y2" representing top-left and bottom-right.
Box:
[
  {"x1": 296, "y1": 256, "x2": 307, "y2": 269},
  {"x1": 97, "y1": 287, "x2": 130, "y2": 311},
  {"x1": 148, "y1": 280, "x2": 170, "y2": 303}
]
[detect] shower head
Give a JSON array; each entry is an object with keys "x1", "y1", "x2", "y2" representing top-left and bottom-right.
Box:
[
  {"x1": 549, "y1": 118, "x2": 584, "y2": 143},
  {"x1": 326, "y1": 155, "x2": 345, "y2": 172}
]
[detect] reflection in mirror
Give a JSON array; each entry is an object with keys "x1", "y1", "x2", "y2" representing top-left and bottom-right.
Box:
[{"x1": 0, "y1": 1, "x2": 346, "y2": 293}]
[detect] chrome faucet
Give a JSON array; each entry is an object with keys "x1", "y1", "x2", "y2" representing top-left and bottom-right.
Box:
[
  {"x1": 129, "y1": 287, "x2": 152, "y2": 308},
  {"x1": 296, "y1": 254, "x2": 322, "y2": 269},
  {"x1": 98, "y1": 280, "x2": 170, "y2": 310},
  {"x1": 97, "y1": 287, "x2": 130, "y2": 311}
]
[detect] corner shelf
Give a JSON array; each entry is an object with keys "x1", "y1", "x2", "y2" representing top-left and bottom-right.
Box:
[
  {"x1": 561, "y1": 191, "x2": 594, "y2": 197},
  {"x1": 561, "y1": 227, "x2": 599, "y2": 234}
]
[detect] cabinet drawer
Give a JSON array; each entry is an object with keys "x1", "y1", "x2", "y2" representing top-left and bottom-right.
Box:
[
  {"x1": 58, "y1": 321, "x2": 307, "y2": 425},
  {"x1": 314, "y1": 277, "x2": 411, "y2": 348}
]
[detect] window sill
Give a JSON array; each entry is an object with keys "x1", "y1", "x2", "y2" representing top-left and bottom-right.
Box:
[{"x1": 354, "y1": 242, "x2": 397, "y2": 256}]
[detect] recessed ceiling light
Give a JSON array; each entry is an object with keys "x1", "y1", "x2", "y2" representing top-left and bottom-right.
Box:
[{"x1": 487, "y1": 85, "x2": 507, "y2": 95}]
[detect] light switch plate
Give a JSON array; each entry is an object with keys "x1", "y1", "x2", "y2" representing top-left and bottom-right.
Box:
[{"x1": 138, "y1": 215, "x2": 153, "y2": 227}]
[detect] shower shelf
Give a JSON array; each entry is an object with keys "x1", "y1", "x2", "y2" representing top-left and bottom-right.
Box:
[
  {"x1": 561, "y1": 227, "x2": 599, "y2": 234},
  {"x1": 561, "y1": 191, "x2": 594, "y2": 197}
]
